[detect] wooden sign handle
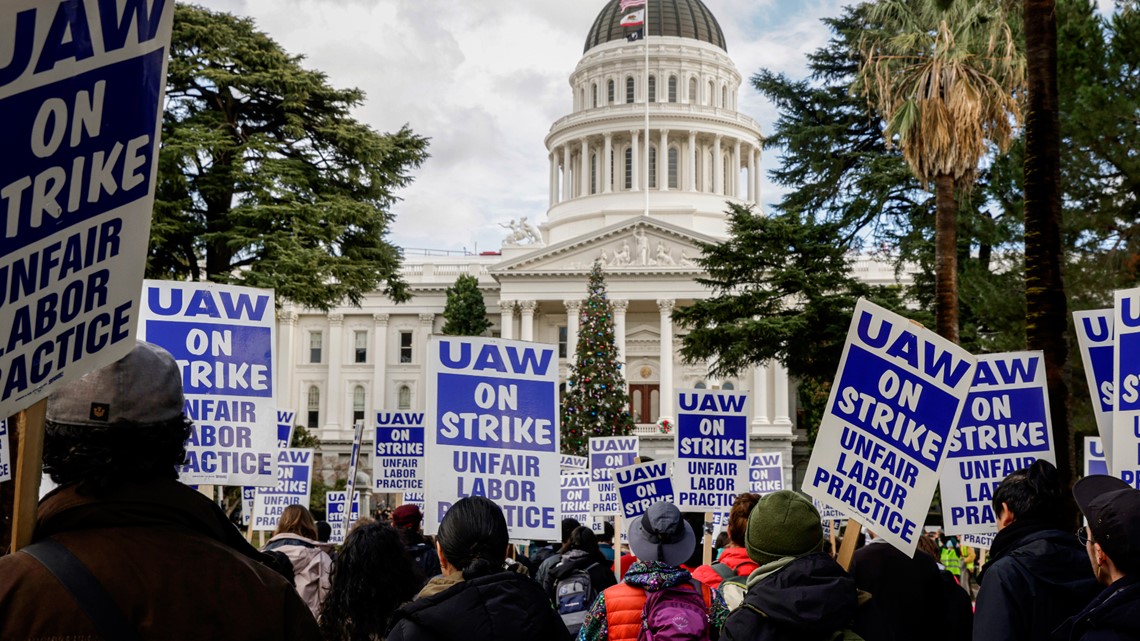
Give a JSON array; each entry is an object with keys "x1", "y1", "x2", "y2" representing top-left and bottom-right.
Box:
[
  {"x1": 836, "y1": 520, "x2": 862, "y2": 571},
  {"x1": 11, "y1": 399, "x2": 48, "y2": 552}
]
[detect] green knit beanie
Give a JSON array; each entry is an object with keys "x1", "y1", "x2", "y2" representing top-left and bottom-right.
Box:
[{"x1": 745, "y1": 490, "x2": 824, "y2": 566}]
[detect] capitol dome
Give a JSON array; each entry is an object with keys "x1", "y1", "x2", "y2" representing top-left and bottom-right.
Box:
[{"x1": 583, "y1": 0, "x2": 727, "y2": 53}]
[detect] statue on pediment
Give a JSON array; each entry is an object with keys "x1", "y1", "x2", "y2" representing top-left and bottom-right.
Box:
[
  {"x1": 612, "y1": 240, "x2": 632, "y2": 266},
  {"x1": 655, "y1": 241, "x2": 675, "y2": 266},
  {"x1": 635, "y1": 228, "x2": 650, "y2": 265},
  {"x1": 679, "y1": 249, "x2": 697, "y2": 267},
  {"x1": 499, "y1": 217, "x2": 543, "y2": 246}
]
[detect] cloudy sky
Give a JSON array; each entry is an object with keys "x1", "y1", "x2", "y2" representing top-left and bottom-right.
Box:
[{"x1": 191, "y1": 0, "x2": 1117, "y2": 255}]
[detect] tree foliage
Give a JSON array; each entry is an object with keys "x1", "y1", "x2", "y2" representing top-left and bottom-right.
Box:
[
  {"x1": 560, "y1": 264, "x2": 635, "y2": 456},
  {"x1": 441, "y1": 274, "x2": 491, "y2": 336},
  {"x1": 151, "y1": 4, "x2": 429, "y2": 310}
]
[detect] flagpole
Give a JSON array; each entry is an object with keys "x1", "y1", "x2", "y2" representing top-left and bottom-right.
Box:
[{"x1": 643, "y1": 0, "x2": 650, "y2": 217}]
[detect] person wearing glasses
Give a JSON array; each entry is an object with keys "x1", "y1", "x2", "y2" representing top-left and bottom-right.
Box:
[
  {"x1": 974, "y1": 460, "x2": 1101, "y2": 641},
  {"x1": 1053, "y1": 476, "x2": 1140, "y2": 640}
]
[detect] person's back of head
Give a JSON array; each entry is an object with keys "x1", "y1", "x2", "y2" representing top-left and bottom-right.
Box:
[
  {"x1": 437, "y1": 496, "x2": 509, "y2": 580},
  {"x1": 745, "y1": 490, "x2": 824, "y2": 566},
  {"x1": 560, "y1": 526, "x2": 603, "y2": 560},
  {"x1": 561, "y1": 517, "x2": 581, "y2": 545},
  {"x1": 319, "y1": 522, "x2": 421, "y2": 640},
  {"x1": 600, "y1": 520, "x2": 615, "y2": 545},
  {"x1": 728, "y1": 492, "x2": 760, "y2": 548},
  {"x1": 315, "y1": 520, "x2": 332, "y2": 543},
  {"x1": 43, "y1": 342, "x2": 191, "y2": 495},
  {"x1": 992, "y1": 459, "x2": 1065, "y2": 529},
  {"x1": 627, "y1": 501, "x2": 696, "y2": 569},
  {"x1": 274, "y1": 504, "x2": 318, "y2": 540}
]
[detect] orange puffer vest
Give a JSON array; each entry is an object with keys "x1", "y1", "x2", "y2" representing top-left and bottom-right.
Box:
[{"x1": 603, "y1": 581, "x2": 712, "y2": 641}]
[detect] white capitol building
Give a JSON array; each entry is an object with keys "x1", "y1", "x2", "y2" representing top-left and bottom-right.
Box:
[{"x1": 276, "y1": 0, "x2": 908, "y2": 497}]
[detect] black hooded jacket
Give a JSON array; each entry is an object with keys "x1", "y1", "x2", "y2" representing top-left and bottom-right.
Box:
[
  {"x1": 974, "y1": 523, "x2": 1101, "y2": 641},
  {"x1": 386, "y1": 570, "x2": 571, "y2": 641},
  {"x1": 722, "y1": 552, "x2": 890, "y2": 641},
  {"x1": 1053, "y1": 575, "x2": 1140, "y2": 641}
]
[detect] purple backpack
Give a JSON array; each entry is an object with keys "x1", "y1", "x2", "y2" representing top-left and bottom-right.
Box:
[{"x1": 637, "y1": 581, "x2": 711, "y2": 641}]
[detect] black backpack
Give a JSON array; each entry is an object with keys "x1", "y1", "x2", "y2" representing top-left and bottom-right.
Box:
[{"x1": 553, "y1": 561, "x2": 599, "y2": 636}]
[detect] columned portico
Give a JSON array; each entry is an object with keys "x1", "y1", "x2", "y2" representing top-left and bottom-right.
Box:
[
  {"x1": 372, "y1": 313, "x2": 389, "y2": 410},
  {"x1": 499, "y1": 301, "x2": 515, "y2": 339},
  {"x1": 612, "y1": 299, "x2": 628, "y2": 380},
  {"x1": 519, "y1": 300, "x2": 537, "y2": 341},
  {"x1": 657, "y1": 299, "x2": 674, "y2": 421},
  {"x1": 565, "y1": 299, "x2": 581, "y2": 364},
  {"x1": 630, "y1": 130, "x2": 641, "y2": 192}
]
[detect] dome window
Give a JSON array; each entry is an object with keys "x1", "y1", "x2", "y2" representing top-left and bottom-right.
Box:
[
  {"x1": 688, "y1": 77, "x2": 697, "y2": 103},
  {"x1": 626, "y1": 76, "x2": 635, "y2": 103},
  {"x1": 592, "y1": 83, "x2": 599, "y2": 108},
  {"x1": 668, "y1": 147, "x2": 679, "y2": 189},
  {"x1": 668, "y1": 76, "x2": 678, "y2": 103},
  {"x1": 649, "y1": 145, "x2": 657, "y2": 188},
  {"x1": 608, "y1": 79, "x2": 615, "y2": 104},
  {"x1": 648, "y1": 75, "x2": 656, "y2": 103}
]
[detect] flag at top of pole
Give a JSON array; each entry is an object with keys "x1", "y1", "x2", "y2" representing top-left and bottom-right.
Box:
[
  {"x1": 620, "y1": 0, "x2": 646, "y2": 10},
  {"x1": 620, "y1": 9, "x2": 645, "y2": 27}
]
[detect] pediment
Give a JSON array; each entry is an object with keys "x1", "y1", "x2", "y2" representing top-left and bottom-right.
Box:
[{"x1": 490, "y1": 218, "x2": 715, "y2": 276}]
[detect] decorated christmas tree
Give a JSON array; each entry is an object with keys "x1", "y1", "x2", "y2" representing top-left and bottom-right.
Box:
[{"x1": 561, "y1": 262, "x2": 635, "y2": 456}]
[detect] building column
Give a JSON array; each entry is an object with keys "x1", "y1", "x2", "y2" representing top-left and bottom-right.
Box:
[
  {"x1": 549, "y1": 151, "x2": 558, "y2": 206},
  {"x1": 580, "y1": 139, "x2": 589, "y2": 196},
  {"x1": 713, "y1": 135, "x2": 723, "y2": 195},
  {"x1": 562, "y1": 145, "x2": 572, "y2": 201},
  {"x1": 519, "y1": 300, "x2": 537, "y2": 342},
  {"x1": 747, "y1": 145, "x2": 757, "y2": 203},
  {"x1": 372, "y1": 314, "x2": 389, "y2": 412},
  {"x1": 630, "y1": 130, "x2": 641, "y2": 192},
  {"x1": 688, "y1": 130, "x2": 697, "y2": 192},
  {"x1": 325, "y1": 313, "x2": 344, "y2": 430},
  {"x1": 657, "y1": 299, "x2": 674, "y2": 421},
  {"x1": 612, "y1": 299, "x2": 628, "y2": 381},
  {"x1": 499, "y1": 300, "x2": 515, "y2": 340},
  {"x1": 603, "y1": 133, "x2": 613, "y2": 193},
  {"x1": 658, "y1": 129, "x2": 669, "y2": 192},
  {"x1": 565, "y1": 299, "x2": 581, "y2": 365},
  {"x1": 732, "y1": 139, "x2": 742, "y2": 198},
  {"x1": 278, "y1": 310, "x2": 297, "y2": 414},
  {"x1": 751, "y1": 362, "x2": 770, "y2": 428},
  {"x1": 773, "y1": 361, "x2": 791, "y2": 426},
  {"x1": 753, "y1": 147, "x2": 762, "y2": 205}
]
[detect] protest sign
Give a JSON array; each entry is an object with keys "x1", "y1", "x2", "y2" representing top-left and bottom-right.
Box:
[
  {"x1": 1075, "y1": 310, "x2": 1115, "y2": 466},
  {"x1": 422, "y1": 336, "x2": 560, "y2": 540},
  {"x1": 750, "y1": 452, "x2": 785, "y2": 495},
  {"x1": 940, "y1": 352, "x2": 1054, "y2": 540},
  {"x1": 615, "y1": 460, "x2": 674, "y2": 519},
  {"x1": 251, "y1": 448, "x2": 313, "y2": 531},
  {"x1": 589, "y1": 435, "x2": 639, "y2": 515},
  {"x1": 561, "y1": 454, "x2": 588, "y2": 471},
  {"x1": 561, "y1": 471, "x2": 591, "y2": 526},
  {"x1": 674, "y1": 389, "x2": 748, "y2": 510},
  {"x1": 1113, "y1": 289, "x2": 1140, "y2": 488},
  {"x1": 277, "y1": 411, "x2": 295, "y2": 450},
  {"x1": 803, "y1": 298, "x2": 976, "y2": 555},
  {"x1": 0, "y1": 0, "x2": 175, "y2": 420},
  {"x1": 403, "y1": 492, "x2": 424, "y2": 509},
  {"x1": 0, "y1": 420, "x2": 10, "y2": 482},
  {"x1": 327, "y1": 491, "x2": 360, "y2": 544},
  {"x1": 961, "y1": 532, "x2": 993, "y2": 550},
  {"x1": 711, "y1": 511, "x2": 729, "y2": 538},
  {"x1": 241, "y1": 486, "x2": 255, "y2": 527},
  {"x1": 1085, "y1": 436, "x2": 1109, "y2": 477},
  {"x1": 140, "y1": 280, "x2": 277, "y2": 486},
  {"x1": 374, "y1": 412, "x2": 424, "y2": 493}
]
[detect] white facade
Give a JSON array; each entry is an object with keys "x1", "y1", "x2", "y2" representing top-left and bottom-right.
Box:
[{"x1": 277, "y1": 1, "x2": 910, "y2": 495}]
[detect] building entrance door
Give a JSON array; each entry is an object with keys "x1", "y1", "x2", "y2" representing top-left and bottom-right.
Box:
[{"x1": 628, "y1": 384, "x2": 660, "y2": 424}]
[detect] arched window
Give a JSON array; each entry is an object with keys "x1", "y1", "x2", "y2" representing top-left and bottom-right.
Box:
[
  {"x1": 694, "y1": 381, "x2": 707, "y2": 389},
  {"x1": 592, "y1": 83, "x2": 598, "y2": 107},
  {"x1": 668, "y1": 76, "x2": 678, "y2": 102},
  {"x1": 307, "y1": 386, "x2": 320, "y2": 428},
  {"x1": 668, "y1": 147, "x2": 679, "y2": 189},
  {"x1": 721, "y1": 85, "x2": 728, "y2": 108},
  {"x1": 590, "y1": 153, "x2": 598, "y2": 194},
  {"x1": 707, "y1": 80, "x2": 714, "y2": 106},
  {"x1": 624, "y1": 147, "x2": 633, "y2": 189},
  {"x1": 648, "y1": 75, "x2": 656, "y2": 103},
  {"x1": 648, "y1": 145, "x2": 657, "y2": 189},
  {"x1": 353, "y1": 386, "x2": 365, "y2": 424},
  {"x1": 626, "y1": 76, "x2": 635, "y2": 103},
  {"x1": 608, "y1": 79, "x2": 615, "y2": 103},
  {"x1": 398, "y1": 385, "x2": 411, "y2": 410},
  {"x1": 688, "y1": 77, "x2": 697, "y2": 103},
  {"x1": 722, "y1": 381, "x2": 735, "y2": 390}
]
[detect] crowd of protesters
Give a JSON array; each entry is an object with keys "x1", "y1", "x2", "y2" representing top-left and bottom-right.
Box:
[{"x1": 1, "y1": 342, "x2": 1138, "y2": 641}]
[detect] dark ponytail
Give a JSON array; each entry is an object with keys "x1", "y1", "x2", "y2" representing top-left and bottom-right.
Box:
[{"x1": 437, "y1": 496, "x2": 509, "y2": 580}]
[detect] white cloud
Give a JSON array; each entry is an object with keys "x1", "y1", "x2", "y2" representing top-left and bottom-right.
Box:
[{"x1": 190, "y1": 0, "x2": 846, "y2": 251}]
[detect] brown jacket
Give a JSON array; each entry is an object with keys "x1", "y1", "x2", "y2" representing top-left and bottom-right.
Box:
[{"x1": 0, "y1": 480, "x2": 319, "y2": 641}]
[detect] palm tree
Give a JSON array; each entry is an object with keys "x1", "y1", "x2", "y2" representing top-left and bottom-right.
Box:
[{"x1": 857, "y1": 0, "x2": 1025, "y2": 342}]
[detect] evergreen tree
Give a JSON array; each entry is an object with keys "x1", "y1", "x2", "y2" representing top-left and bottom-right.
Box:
[
  {"x1": 560, "y1": 263, "x2": 635, "y2": 456},
  {"x1": 441, "y1": 274, "x2": 491, "y2": 336}
]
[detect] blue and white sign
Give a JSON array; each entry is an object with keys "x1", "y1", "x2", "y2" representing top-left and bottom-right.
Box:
[
  {"x1": 1113, "y1": 289, "x2": 1140, "y2": 488},
  {"x1": 674, "y1": 389, "x2": 749, "y2": 510},
  {"x1": 940, "y1": 352, "x2": 1054, "y2": 540},
  {"x1": 589, "y1": 435, "x2": 639, "y2": 515},
  {"x1": 403, "y1": 492, "x2": 425, "y2": 509},
  {"x1": 1085, "y1": 437, "x2": 1109, "y2": 477},
  {"x1": 1075, "y1": 310, "x2": 1115, "y2": 466},
  {"x1": 241, "y1": 486, "x2": 255, "y2": 527},
  {"x1": 0, "y1": 0, "x2": 175, "y2": 419},
  {"x1": 374, "y1": 412, "x2": 424, "y2": 493},
  {"x1": 750, "y1": 452, "x2": 785, "y2": 495},
  {"x1": 615, "y1": 460, "x2": 674, "y2": 519},
  {"x1": 423, "y1": 336, "x2": 560, "y2": 540},
  {"x1": 803, "y1": 298, "x2": 976, "y2": 555},
  {"x1": 277, "y1": 411, "x2": 295, "y2": 450},
  {"x1": 0, "y1": 420, "x2": 10, "y2": 482},
  {"x1": 815, "y1": 499, "x2": 847, "y2": 537},
  {"x1": 327, "y1": 490, "x2": 360, "y2": 544},
  {"x1": 561, "y1": 454, "x2": 588, "y2": 471},
  {"x1": 252, "y1": 448, "x2": 314, "y2": 531},
  {"x1": 140, "y1": 280, "x2": 277, "y2": 486},
  {"x1": 961, "y1": 532, "x2": 993, "y2": 550},
  {"x1": 561, "y1": 471, "x2": 591, "y2": 526}
]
